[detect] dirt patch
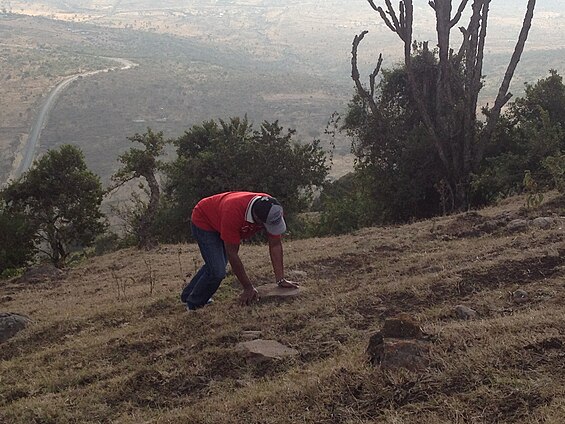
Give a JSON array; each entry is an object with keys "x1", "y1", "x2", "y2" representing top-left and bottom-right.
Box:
[
  {"x1": 472, "y1": 389, "x2": 553, "y2": 424},
  {"x1": 433, "y1": 212, "x2": 490, "y2": 239},
  {"x1": 303, "y1": 253, "x2": 371, "y2": 279},
  {"x1": 458, "y1": 255, "x2": 563, "y2": 295},
  {"x1": 108, "y1": 368, "x2": 209, "y2": 408},
  {"x1": 524, "y1": 337, "x2": 564, "y2": 354}
]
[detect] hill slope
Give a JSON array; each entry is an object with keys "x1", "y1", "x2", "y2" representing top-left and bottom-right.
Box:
[{"x1": 1, "y1": 193, "x2": 564, "y2": 423}]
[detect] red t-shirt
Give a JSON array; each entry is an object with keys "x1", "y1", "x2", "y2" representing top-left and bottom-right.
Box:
[{"x1": 191, "y1": 191, "x2": 281, "y2": 244}]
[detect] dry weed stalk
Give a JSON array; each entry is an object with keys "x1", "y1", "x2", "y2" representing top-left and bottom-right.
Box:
[{"x1": 143, "y1": 256, "x2": 156, "y2": 295}]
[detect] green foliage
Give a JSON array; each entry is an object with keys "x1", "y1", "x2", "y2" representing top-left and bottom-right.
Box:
[
  {"x1": 340, "y1": 48, "x2": 446, "y2": 227},
  {"x1": 162, "y1": 117, "x2": 329, "y2": 241},
  {"x1": 2, "y1": 145, "x2": 105, "y2": 267},
  {"x1": 472, "y1": 71, "x2": 565, "y2": 203},
  {"x1": 112, "y1": 128, "x2": 167, "y2": 183},
  {"x1": 315, "y1": 173, "x2": 373, "y2": 235},
  {"x1": 543, "y1": 153, "x2": 565, "y2": 193},
  {"x1": 0, "y1": 203, "x2": 37, "y2": 274}
]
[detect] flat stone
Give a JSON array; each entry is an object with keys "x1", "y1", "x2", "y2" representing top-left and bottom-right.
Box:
[
  {"x1": 454, "y1": 305, "x2": 478, "y2": 320},
  {"x1": 257, "y1": 284, "x2": 301, "y2": 299},
  {"x1": 0, "y1": 312, "x2": 30, "y2": 343},
  {"x1": 236, "y1": 339, "x2": 299, "y2": 362}
]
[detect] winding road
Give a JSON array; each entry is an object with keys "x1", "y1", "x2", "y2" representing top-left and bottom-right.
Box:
[{"x1": 13, "y1": 57, "x2": 137, "y2": 178}]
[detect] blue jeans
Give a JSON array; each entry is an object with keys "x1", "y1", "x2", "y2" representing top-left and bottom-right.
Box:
[{"x1": 180, "y1": 223, "x2": 228, "y2": 309}]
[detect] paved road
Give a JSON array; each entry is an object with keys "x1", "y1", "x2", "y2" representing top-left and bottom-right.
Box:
[{"x1": 14, "y1": 57, "x2": 137, "y2": 178}]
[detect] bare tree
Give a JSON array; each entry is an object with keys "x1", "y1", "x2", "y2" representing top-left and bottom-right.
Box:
[{"x1": 353, "y1": 0, "x2": 537, "y2": 209}]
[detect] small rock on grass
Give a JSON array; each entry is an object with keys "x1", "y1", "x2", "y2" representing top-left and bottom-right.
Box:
[
  {"x1": 512, "y1": 289, "x2": 529, "y2": 304},
  {"x1": 0, "y1": 312, "x2": 30, "y2": 343},
  {"x1": 453, "y1": 305, "x2": 478, "y2": 320},
  {"x1": 236, "y1": 339, "x2": 298, "y2": 363}
]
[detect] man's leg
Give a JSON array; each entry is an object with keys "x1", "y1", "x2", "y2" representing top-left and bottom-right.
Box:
[
  {"x1": 180, "y1": 265, "x2": 206, "y2": 303},
  {"x1": 185, "y1": 223, "x2": 227, "y2": 309}
]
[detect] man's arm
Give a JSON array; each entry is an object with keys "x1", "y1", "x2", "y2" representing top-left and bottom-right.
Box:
[
  {"x1": 268, "y1": 237, "x2": 299, "y2": 288},
  {"x1": 225, "y1": 242, "x2": 259, "y2": 305}
]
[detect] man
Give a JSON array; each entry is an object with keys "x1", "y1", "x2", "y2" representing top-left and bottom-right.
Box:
[{"x1": 180, "y1": 191, "x2": 299, "y2": 310}]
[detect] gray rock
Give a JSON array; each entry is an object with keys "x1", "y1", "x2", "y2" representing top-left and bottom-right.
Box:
[
  {"x1": 512, "y1": 289, "x2": 529, "y2": 304},
  {"x1": 507, "y1": 219, "x2": 529, "y2": 232},
  {"x1": 0, "y1": 313, "x2": 30, "y2": 343},
  {"x1": 236, "y1": 339, "x2": 299, "y2": 363},
  {"x1": 480, "y1": 219, "x2": 506, "y2": 232},
  {"x1": 532, "y1": 217, "x2": 555, "y2": 230},
  {"x1": 454, "y1": 305, "x2": 478, "y2": 320},
  {"x1": 18, "y1": 264, "x2": 63, "y2": 284},
  {"x1": 257, "y1": 283, "x2": 301, "y2": 300}
]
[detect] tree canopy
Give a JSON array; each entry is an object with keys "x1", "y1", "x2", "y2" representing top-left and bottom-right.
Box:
[
  {"x1": 2, "y1": 145, "x2": 105, "y2": 267},
  {"x1": 162, "y1": 117, "x2": 329, "y2": 240}
]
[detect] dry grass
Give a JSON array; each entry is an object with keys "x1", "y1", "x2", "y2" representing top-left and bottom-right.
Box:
[{"x1": 1, "y1": 192, "x2": 564, "y2": 423}]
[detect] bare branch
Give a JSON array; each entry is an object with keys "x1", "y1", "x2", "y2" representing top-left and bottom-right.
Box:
[
  {"x1": 351, "y1": 31, "x2": 379, "y2": 115},
  {"x1": 450, "y1": 0, "x2": 470, "y2": 28},
  {"x1": 105, "y1": 174, "x2": 137, "y2": 195},
  {"x1": 428, "y1": 1, "x2": 436, "y2": 11},
  {"x1": 369, "y1": 54, "x2": 384, "y2": 98},
  {"x1": 479, "y1": 0, "x2": 536, "y2": 160},
  {"x1": 367, "y1": 0, "x2": 379, "y2": 12},
  {"x1": 377, "y1": 6, "x2": 397, "y2": 32},
  {"x1": 384, "y1": 0, "x2": 401, "y2": 31}
]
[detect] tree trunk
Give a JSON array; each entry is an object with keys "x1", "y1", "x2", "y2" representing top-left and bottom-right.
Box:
[{"x1": 137, "y1": 172, "x2": 160, "y2": 249}]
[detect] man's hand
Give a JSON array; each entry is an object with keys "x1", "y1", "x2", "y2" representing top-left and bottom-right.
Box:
[
  {"x1": 239, "y1": 287, "x2": 259, "y2": 306},
  {"x1": 277, "y1": 278, "x2": 300, "y2": 289}
]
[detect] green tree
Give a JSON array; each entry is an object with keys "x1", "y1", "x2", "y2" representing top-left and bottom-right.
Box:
[
  {"x1": 110, "y1": 128, "x2": 168, "y2": 249},
  {"x1": 3, "y1": 145, "x2": 105, "y2": 267},
  {"x1": 163, "y1": 117, "x2": 329, "y2": 241},
  {"x1": 0, "y1": 202, "x2": 37, "y2": 274},
  {"x1": 472, "y1": 71, "x2": 565, "y2": 203},
  {"x1": 332, "y1": 47, "x2": 447, "y2": 228},
  {"x1": 353, "y1": 0, "x2": 536, "y2": 209}
]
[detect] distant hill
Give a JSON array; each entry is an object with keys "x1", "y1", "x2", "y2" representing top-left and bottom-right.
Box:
[{"x1": 1, "y1": 1, "x2": 563, "y2": 184}]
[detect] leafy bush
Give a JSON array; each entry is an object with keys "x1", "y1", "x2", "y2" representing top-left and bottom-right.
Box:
[{"x1": 161, "y1": 117, "x2": 329, "y2": 241}]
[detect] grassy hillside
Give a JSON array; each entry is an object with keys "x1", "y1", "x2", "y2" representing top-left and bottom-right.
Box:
[{"x1": 1, "y1": 192, "x2": 564, "y2": 423}]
